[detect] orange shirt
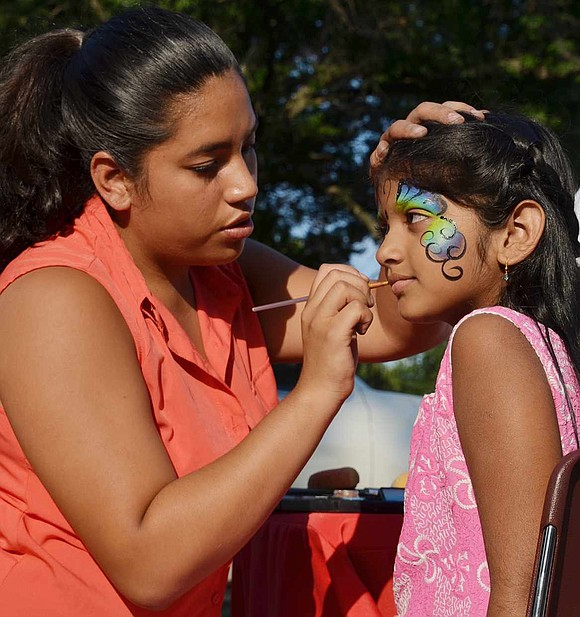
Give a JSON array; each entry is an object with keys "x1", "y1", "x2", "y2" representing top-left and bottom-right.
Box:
[{"x1": 0, "y1": 196, "x2": 278, "y2": 616}]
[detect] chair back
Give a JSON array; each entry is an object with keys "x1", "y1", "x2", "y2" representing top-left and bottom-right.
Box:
[{"x1": 528, "y1": 449, "x2": 580, "y2": 617}]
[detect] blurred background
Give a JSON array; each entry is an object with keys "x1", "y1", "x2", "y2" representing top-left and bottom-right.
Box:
[{"x1": 1, "y1": 0, "x2": 577, "y2": 391}]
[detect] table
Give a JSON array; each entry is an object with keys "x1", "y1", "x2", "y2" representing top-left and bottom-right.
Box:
[{"x1": 231, "y1": 489, "x2": 404, "y2": 617}]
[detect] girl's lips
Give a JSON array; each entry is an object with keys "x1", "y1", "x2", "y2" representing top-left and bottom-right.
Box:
[
  {"x1": 390, "y1": 277, "x2": 414, "y2": 296},
  {"x1": 222, "y1": 218, "x2": 254, "y2": 240}
]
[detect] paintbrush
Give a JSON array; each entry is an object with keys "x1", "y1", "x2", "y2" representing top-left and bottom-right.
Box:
[{"x1": 251, "y1": 280, "x2": 390, "y2": 312}]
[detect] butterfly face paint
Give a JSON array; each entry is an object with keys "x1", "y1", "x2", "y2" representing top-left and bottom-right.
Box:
[{"x1": 396, "y1": 182, "x2": 466, "y2": 281}]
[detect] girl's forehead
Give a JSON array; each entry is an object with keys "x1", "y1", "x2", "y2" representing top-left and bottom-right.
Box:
[
  {"x1": 166, "y1": 70, "x2": 246, "y2": 115},
  {"x1": 375, "y1": 179, "x2": 398, "y2": 209},
  {"x1": 162, "y1": 72, "x2": 256, "y2": 147}
]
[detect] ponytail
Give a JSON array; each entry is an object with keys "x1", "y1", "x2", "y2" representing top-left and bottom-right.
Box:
[{"x1": 0, "y1": 30, "x2": 89, "y2": 271}]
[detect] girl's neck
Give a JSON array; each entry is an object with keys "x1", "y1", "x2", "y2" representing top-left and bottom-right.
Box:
[
  {"x1": 148, "y1": 271, "x2": 196, "y2": 312},
  {"x1": 142, "y1": 267, "x2": 208, "y2": 360},
  {"x1": 113, "y1": 220, "x2": 211, "y2": 358},
  {"x1": 119, "y1": 233, "x2": 207, "y2": 356},
  {"x1": 114, "y1": 220, "x2": 195, "y2": 308}
]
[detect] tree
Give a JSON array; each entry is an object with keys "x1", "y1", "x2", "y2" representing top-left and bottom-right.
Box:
[
  {"x1": 3, "y1": 0, "x2": 577, "y2": 268},
  {"x1": 358, "y1": 344, "x2": 447, "y2": 395}
]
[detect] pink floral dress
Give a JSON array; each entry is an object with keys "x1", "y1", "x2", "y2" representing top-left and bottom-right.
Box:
[{"x1": 394, "y1": 306, "x2": 580, "y2": 616}]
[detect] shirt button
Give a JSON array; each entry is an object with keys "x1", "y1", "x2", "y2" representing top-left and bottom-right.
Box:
[{"x1": 211, "y1": 592, "x2": 221, "y2": 605}]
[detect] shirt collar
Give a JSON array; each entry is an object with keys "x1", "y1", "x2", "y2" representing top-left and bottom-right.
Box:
[{"x1": 80, "y1": 196, "x2": 246, "y2": 376}]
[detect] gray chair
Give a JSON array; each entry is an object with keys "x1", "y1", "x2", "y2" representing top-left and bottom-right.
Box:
[{"x1": 527, "y1": 449, "x2": 580, "y2": 617}]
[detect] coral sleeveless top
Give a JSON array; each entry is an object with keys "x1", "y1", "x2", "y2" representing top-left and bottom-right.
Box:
[
  {"x1": 0, "y1": 196, "x2": 278, "y2": 616},
  {"x1": 394, "y1": 306, "x2": 580, "y2": 616}
]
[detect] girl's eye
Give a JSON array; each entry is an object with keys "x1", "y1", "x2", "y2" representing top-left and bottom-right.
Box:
[
  {"x1": 189, "y1": 161, "x2": 218, "y2": 175},
  {"x1": 375, "y1": 221, "x2": 390, "y2": 236},
  {"x1": 407, "y1": 211, "x2": 429, "y2": 224}
]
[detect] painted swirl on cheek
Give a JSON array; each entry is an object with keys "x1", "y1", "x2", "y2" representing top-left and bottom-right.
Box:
[{"x1": 396, "y1": 182, "x2": 466, "y2": 281}]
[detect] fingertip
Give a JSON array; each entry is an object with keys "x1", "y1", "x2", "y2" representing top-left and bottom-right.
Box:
[
  {"x1": 468, "y1": 108, "x2": 486, "y2": 119},
  {"x1": 376, "y1": 140, "x2": 388, "y2": 159},
  {"x1": 357, "y1": 319, "x2": 372, "y2": 336},
  {"x1": 410, "y1": 125, "x2": 428, "y2": 137}
]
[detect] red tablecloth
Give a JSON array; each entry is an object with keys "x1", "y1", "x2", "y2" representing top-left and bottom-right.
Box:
[{"x1": 232, "y1": 511, "x2": 403, "y2": 617}]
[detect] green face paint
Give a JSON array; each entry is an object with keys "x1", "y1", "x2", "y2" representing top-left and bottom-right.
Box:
[{"x1": 396, "y1": 181, "x2": 466, "y2": 281}]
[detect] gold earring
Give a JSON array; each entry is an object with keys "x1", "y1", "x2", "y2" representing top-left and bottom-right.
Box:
[{"x1": 503, "y1": 259, "x2": 509, "y2": 282}]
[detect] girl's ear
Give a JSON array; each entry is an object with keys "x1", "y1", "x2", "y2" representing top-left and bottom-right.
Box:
[
  {"x1": 497, "y1": 200, "x2": 545, "y2": 266},
  {"x1": 90, "y1": 151, "x2": 134, "y2": 212}
]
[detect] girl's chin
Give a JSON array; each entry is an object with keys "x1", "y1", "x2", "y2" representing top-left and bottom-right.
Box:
[
  {"x1": 397, "y1": 305, "x2": 446, "y2": 325},
  {"x1": 188, "y1": 245, "x2": 245, "y2": 267}
]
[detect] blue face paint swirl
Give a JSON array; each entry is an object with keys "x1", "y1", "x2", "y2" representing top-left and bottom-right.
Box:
[{"x1": 396, "y1": 182, "x2": 466, "y2": 281}]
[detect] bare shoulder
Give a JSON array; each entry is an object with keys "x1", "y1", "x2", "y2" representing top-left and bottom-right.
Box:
[
  {"x1": 451, "y1": 309, "x2": 559, "y2": 490},
  {"x1": 450, "y1": 310, "x2": 555, "y2": 436},
  {"x1": 0, "y1": 265, "x2": 125, "y2": 315},
  {"x1": 0, "y1": 266, "x2": 176, "y2": 575},
  {"x1": 0, "y1": 266, "x2": 135, "y2": 354},
  {"x1": 451, "y1": 311, "x2": 542, "y2": 377},
  {"x1": 0, "y1": 266, "x2": 139, "y2": 421}
]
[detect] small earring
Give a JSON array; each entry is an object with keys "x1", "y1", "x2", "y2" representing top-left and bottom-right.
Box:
[{"x1": 503, "y1": 259, "x2": 509, "y2": 282}]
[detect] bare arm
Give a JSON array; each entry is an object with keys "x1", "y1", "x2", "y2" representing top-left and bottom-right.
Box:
[
  {"x1": 0, "y1": 266, "x2": 372, "y2": 609},
  {"x1": 239, "y1": 239, "x2": 449, "y2": 362},
  {"x1": 452, "y1": 314, "x2": 562, "y2": 616}
]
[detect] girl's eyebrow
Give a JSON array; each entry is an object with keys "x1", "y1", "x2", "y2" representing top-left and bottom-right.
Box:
[
  {"x1": 396, "y1": 183, "x2": 446, "y2": 216},
  {"x1": 186, "y1": 118, "x2": 260, "y2": 157}
]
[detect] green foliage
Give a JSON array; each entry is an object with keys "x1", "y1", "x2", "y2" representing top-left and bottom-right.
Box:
[
  {"x1": 357, "y1": 343, "x2": 447, "y2": 395},
  {"x1": 272, "y1": 344, "x2": 446, "y2": 397},
  {"x1": 0, "y1": 0, "x2": 137, "y2": 45},
  {"x1": 0, "y1": 0, "x2": 578, "y2": 268}
]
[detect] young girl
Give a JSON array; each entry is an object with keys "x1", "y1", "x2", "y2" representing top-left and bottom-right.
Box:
[
  {"x1": 373, "y1": 111, "x2": 580, "y2": 616},
  {"x1": 0, "y1": 7, "x2": 458, "y2": 616}
]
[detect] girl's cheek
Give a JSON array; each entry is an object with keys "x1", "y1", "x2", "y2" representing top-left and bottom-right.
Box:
[{"x1": 420, "y1": 217, "x2": 467, "y2": 281}]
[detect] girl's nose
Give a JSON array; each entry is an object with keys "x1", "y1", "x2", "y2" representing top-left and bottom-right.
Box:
[
  {"x1": 224, "y1": 154, "x2": 258, "y2": 204},
  {"x1": 375, "y1": 231, "x2": 403, "y2": 267}
]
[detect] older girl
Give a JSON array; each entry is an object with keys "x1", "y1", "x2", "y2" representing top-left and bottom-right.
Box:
[{"x1": 0, "y1": 7, "x2": 454, "y2": 616}]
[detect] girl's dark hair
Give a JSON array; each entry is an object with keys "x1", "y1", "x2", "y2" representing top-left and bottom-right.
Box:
[
  {"x1": 0, "y1": 7, "x2": 240, "y2": 270},
  {"x1": 376, "y1": 112, "x2": 580, "y2": 418}
]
